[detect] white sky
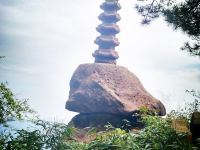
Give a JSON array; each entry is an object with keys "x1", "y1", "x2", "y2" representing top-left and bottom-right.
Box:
[{"x1": 0, "y1": 0, "x2": 200, "y2": 123}]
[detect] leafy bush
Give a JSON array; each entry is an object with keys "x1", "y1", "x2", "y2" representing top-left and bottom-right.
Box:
[
  {"x1": 1, "y1": 83, "x2": 200, "y2": 149},
  {"x1": 84, "y1": 115, "x2": 196, "y2": 150},
  {"x1": 0, "y1": 120, "x2": 75, "y2": 150},
  {"x1": 0, "y1": 83, "x2": 35, "y2": 124},
  {"x1": 135, "y1": 115, "x2": 193, "y2": 150}
]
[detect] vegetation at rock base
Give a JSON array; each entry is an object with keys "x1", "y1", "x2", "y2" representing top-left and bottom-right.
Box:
[
  {"x1": 1, "y1": 83, "x2": 200, "y2": 149},
  {"x1": 135, "y1": 0, "x2": 200, "y2": 57}
]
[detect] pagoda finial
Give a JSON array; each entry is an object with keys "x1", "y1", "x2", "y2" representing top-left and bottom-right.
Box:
[{"x1": 92, "y1": 0, "x2": 121, "y2": 64}]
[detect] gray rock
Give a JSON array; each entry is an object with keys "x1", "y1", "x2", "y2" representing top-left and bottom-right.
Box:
[{"x1": 65, "y1": 63, "x2": 166, "y2": 116}]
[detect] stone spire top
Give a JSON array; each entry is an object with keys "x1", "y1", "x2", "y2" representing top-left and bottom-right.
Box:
[{"x1": 92, "y1": 0, "x2": 121, "y2": 64}]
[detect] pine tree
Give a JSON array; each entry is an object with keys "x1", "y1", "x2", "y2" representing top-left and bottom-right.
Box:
[{"x1": 136, "y1": 0, "x2": 200, "y2": 56}]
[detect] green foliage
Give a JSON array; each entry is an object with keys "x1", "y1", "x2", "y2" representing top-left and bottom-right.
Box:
[
  {"x1": 4, "y1": 129, "x2": 44, "y2": 150},
  {"x1": 181, "y1": 40, "x2": 200, "y2": 57},
  {"x1": 87, "y1": 128, "x2": 127, "y2": 150},
  {"x1": 167, "y1": 90, "x2": 200, "y2": 122},
  {"x1": 1, "y1": 115, "x2": 196, "y2": 150},
  {"x1": 135, "y1": 0, "x2": 172, "y2": 24},
  {"x1": 163, "y1": 0, "x2": 199, "y2": 37},
  {"x1": 85, "y1": 116, "x2": 194, "y2": 150},
  {"x1": 32, "y1": 120, "x2": 73, "y2": 150},
  {"x1": 1, "y1": 120, "x2": 75, "y2": 150},
  {"x1": 137, "y1": 115, "x2": 193, "y2": 150},
  {"x1": 135, "y1": 0, "x2": 200, "y2": 57},
  {"x1": 163, "y1": 0, "x2": 200, "y2": 56},
  {"x1": 0, "y1": 83, "x2": 35, "y2": 124},
  {"x1": 1, "y1": 83, "x2": 200, "y2": 149}
]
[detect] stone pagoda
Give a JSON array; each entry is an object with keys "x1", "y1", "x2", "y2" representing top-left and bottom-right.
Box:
[
  {"x1": 92, "y1": 0, "x2": 121, "y2": 64},
  {"x1": 65, "y1": 0, "x2": 166, "y2": 130}
]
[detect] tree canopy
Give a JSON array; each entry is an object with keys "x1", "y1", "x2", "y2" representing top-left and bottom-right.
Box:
[{"x1": 136, "y1": 0, "x2": 200, "y2": 57}]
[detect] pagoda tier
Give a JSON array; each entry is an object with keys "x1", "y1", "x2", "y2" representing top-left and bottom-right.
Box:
[
  {"x1": 98, "y1": 12, "x2": 121, "y2": 23},
  {"x1": 96, "y1": 24, "x2": 120, "y2": 35},
  {"x1": 92, "y1": 0, "x2": 121, "y2": 64}
]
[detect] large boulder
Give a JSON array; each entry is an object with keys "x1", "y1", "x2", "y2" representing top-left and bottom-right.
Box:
[{"x1": 65, "y1": 63, "x2": 166, "y2": 116}]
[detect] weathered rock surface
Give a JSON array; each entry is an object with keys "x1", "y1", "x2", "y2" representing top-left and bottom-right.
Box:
[
  {"x1": 68, "y1": 113, "x2": 143, "y2": 130},
  {"x1": 65, "y1": 63, "x2": 166, "y2": 116}
]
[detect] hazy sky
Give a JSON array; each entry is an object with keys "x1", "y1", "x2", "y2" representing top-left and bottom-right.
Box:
[{"x1": 0, "y1": 0, "x2": 200, "y2": 123}]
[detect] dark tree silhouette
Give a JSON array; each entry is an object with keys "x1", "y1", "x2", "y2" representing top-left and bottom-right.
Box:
[{"x1": 136, "y1": 0, "x2": 200, "y2": 57}]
